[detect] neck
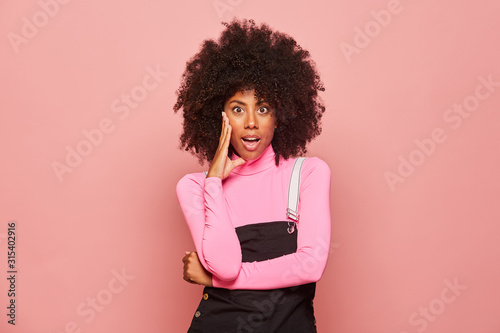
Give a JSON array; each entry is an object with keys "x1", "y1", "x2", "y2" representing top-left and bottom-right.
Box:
[{"x1": 231, "y1": 144, "x2": 276, "y2": 175}]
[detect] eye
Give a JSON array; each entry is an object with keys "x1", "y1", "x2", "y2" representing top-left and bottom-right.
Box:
[
  {"x1": 257, "y1": 106, "x2": 270, "y2": 114},
  {"x1": 232, "y1": 106, "x2": 244, "y2": 114}
]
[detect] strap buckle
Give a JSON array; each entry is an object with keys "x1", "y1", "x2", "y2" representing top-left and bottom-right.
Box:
[
  {"x1": 286, "y1": 208, "x2": 299, "y2": 222},
  {"x1": 286, "y1": 209, "x2": 298, "y2": 234}
]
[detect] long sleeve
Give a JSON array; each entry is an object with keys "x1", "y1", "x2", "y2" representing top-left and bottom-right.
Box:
[
  {"x1": 212, "y1": 158, "x2": 332, "y2": 290},
  {"x1": 176, "y1": 175, "x2": 242, "y2": 280}
]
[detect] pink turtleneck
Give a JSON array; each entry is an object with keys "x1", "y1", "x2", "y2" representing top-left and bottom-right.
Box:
[{"x1": 176, "y1": 144, "x2": 331, "y2": 289}]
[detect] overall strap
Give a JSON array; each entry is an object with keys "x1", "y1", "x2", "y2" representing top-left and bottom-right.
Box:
[{"x1": 286, "y1": 157, "x2": 306, "y2": 233}]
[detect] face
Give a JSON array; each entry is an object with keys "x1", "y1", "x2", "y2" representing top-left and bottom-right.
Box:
[{"x1": 224, "y1": 89, "x2": 277, "y2": 161}]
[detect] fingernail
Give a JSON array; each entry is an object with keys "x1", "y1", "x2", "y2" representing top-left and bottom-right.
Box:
[{"x1": 185, "y1": 251, "x2": 190, "y2": 255}]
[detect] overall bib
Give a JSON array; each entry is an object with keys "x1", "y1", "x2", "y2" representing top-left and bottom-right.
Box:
[{"x1": 187, "y1": 222, "x2": 317, "y2": 333}]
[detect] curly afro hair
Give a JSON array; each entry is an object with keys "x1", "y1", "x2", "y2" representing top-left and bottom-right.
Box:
[{"x1": 173, "y1": 19, "x2": 325, "y2": 165}]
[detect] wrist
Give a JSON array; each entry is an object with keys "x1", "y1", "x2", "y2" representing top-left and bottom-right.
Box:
[{"x1": 206, "y1": 170, "x2": 222, "y2": 179}]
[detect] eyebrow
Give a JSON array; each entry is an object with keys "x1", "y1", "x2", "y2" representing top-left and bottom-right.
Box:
[
  {"x1": 227, "y1": 99, "x2": 269, "y2": 106},
  {"x1": 227, "y1": 100, "x2": 246, "y2": 106}
]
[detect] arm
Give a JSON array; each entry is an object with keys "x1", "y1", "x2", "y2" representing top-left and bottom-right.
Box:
[
  {"x1": 212, "y1": 158, "x2": 332, "y2": 290},
  {"x1": 176, "y1": 174, "x2": 243, "y2": 281},
  {"x1": 176, "y1": 112, "x2": 245, "y2": 281}
]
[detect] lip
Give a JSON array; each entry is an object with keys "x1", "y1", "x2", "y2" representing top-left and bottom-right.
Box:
[
  {"x1": 241, "y1": 135, "x2": 261, "y2": 151},
  {"x1": 242, "y1": 134, "x2": 260, "y2": 139}
]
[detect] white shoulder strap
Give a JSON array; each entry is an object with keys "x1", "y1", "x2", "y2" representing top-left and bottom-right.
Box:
[{"x1": 287, "y1": 157, "x2": 306, "y2": 222}]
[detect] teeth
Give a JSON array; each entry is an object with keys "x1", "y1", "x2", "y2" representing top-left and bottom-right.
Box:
[{"x1": 244, "y1": 138, "x2": 259, "y2": 141}]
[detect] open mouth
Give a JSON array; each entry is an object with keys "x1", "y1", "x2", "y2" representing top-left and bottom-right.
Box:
[
  {"x1": 242, "y1": 137, "x2": 260, "y2": 143},
  {"x1": 241, "y1": 136, "x2": 261, "y2": 151}
]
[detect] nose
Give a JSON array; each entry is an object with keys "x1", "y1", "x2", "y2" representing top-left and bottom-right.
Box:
[{"x1": 245, "y1": 110, "x2": 258, "y2": 129}]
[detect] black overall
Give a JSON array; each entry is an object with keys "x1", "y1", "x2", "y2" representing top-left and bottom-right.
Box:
[{"x1": 187, "y1": 221, "x2": 317, "y2": 333}]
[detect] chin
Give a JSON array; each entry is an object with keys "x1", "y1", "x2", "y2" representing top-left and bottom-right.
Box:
[{"x1": 234, "y1": 150, "x2": 258, "y2": 161}]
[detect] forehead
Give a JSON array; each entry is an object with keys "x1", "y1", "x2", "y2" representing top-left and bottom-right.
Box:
[{"x1": 225, "y1": 89, "x2": 268, "y2": 104}]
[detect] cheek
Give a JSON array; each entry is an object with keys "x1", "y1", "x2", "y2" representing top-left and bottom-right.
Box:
[
  {"x1": 230, "y1": 132, "x2": 238, "y2": 144},
  {"x1": 228, "y1": 116, "x2": 244, "y2": 133},
  {"x1": 229, "y1": 122, "x2": 240, "y2": 144},
  {"x1": 264, "y1": 122, "x2": 277, "y2": 138}
]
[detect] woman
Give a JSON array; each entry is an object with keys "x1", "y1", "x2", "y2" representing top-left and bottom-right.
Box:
[{"x1": 174, "y1": 19, "x2": 331, "y2": 332}]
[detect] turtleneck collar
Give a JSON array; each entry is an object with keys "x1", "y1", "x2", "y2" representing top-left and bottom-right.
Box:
[{"x1": 231, "y1": 144, "x2": 276, "y2": 175}]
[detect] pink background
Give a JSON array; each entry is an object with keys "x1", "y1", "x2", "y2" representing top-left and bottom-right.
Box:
[{"x1": 1, "y1": 0, "x2": 499, "y2": 332}]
